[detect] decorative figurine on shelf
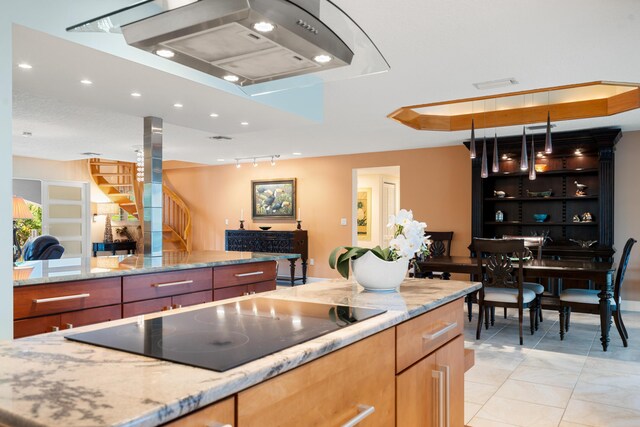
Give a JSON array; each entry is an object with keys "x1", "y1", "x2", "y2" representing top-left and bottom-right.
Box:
[
  {"x1": 581, "y1": 212, "x2": 594, "y2": 222},
  {"x1": 495, "y1": 210, "x2": 504, "y2": 222},
  {"x1": 570, "y1": 239, "x2": 598, "y2": 248},
  {"x1": 531, "y1": 230, "x2": 552, "y2": 246},
  {"x1": 575, "y1": 181, "x2": 588, "y2": 196},
  {"x1": 572, "y1": 214, "x2": 581, "y2": 223},
  {"x1": 494, "y1": 190, "x2": 506, "y2": 198}
]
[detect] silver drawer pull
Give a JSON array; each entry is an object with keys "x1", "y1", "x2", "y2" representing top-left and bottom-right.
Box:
[
  {"x1": 152, "y1": 280, "x2": 193, "y2": 288},
  {"x1": 34, "y1": 293, "x2": 90, "y2": 304},
  {"x1": 205, "y1": 423, "x2": 232, "y2": 427},
  {"x1": 423, "y1": 322, "x2": 458, "y2": 341},
  {"x1": 432, "y1": 369, "x2": 444, "y2": 427},
  {"x1": 341, "y1": 404, "x2": 375, "y2": 427},
  {"x1": 234, "y1": 271, "x2": 264, "y2": 277}
]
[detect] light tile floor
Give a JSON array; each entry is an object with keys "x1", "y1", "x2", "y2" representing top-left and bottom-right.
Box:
[{"x1": 464, "y1": 308, "x2": 640, "y2": 426}]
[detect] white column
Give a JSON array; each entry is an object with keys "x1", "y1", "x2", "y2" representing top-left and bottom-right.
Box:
[{"x1": 0, "y1": 18, "x2": 14, "y2": 341}]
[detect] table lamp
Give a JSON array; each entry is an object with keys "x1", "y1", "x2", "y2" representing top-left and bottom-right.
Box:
[
  {"x1": 13, "y1": 196, "x2": 33, "y2": 262},
  {"x1": 97, "y1": 203, "x2": 120, "y2": 243}
]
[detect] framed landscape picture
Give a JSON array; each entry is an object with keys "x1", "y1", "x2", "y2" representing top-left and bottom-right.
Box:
[
  {"x1": 252, "y1": 178, "x2": 296, "y2": 219},
  {"x1": 357, "y1": 188, "x2": 371, "y2": 240}
]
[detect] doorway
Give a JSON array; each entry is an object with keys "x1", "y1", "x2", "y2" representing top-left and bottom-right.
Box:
[{"x1": 353, "y1": 166, "x2": 400, "y2": 247}]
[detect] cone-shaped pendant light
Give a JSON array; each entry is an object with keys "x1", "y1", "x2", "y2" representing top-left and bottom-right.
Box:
[
  {"x1": 492, "y1": 133, "x2": 500, "y2": 173},
  {"x1": 481, "y1": 137, "x2": 489, "y2": 178},
  {"x1": 520, "y1": 127, "x2": 528, "y2": 171},
  {"x1": 544, "y1": 112, "x2": 553, "y2": 154},
  {"x1": 470, "y1": 119, "x2": 476, "y2": 159},
  {"x1": 529, "y1": 134, "x2": 536, "y2": 180}
]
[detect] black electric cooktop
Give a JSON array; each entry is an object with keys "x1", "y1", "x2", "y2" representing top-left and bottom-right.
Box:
[{"x1": 65, "y1": 298, "x2": 386, "y2": 372}]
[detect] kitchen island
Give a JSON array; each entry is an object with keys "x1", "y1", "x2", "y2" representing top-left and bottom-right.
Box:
[
  {"x1": 13, "y1": 251, "x2": 299, "y2": 338},
  {"x1": 0, "y1": 278, "x2": 480, "y2": 426}
]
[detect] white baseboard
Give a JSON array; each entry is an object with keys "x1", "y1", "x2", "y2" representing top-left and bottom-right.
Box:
[
  {"x1": 304, "y1": 276, "x2": 330, "y2": 283},
  {"x1": 622, "y1": 300, "x2": 640, "y2": 312}
]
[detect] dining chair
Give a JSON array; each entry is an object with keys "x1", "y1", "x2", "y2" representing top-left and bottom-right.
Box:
[
  {"x1": 502, "y1": 235, "x2": 545, "y2": 326},
  {"x1": 558, "y1": 237, "x2": 636, "y2": 347},
  {"x1": 473, "y1": 238, "x2": 538, "y2": 345},
  {"x1": 414, "y1": 231, "x2": 454, "y2": 279}
]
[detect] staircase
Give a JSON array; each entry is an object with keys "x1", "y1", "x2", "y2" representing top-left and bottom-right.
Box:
[{"x1": 88, "y1": 159, "x2": 191, "y2": 252}]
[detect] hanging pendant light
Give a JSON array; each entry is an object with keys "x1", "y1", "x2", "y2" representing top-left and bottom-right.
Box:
[
  {"x1": 520, "y1": 127, "x2": 528, "y2": 171},
  {"x1": 481, "y1": 137, "x2": 489, "y2": 178},
  {"x1": 544, "y1": 111, "x2": 553, "y2": 154},
  {"x1": 529, "y1": 134, "x2": 536, "y2": 180},
  {"x1": 469, "y1": 119, "x2": 476, "y2": 159},
  {"x1": 492, "y1": 133, "x2": 500, "y2": 173}
]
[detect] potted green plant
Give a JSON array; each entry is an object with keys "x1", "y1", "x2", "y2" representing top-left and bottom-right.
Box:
[{"x1": 329, "y1": 209, "x2": 430, "y2": 292}]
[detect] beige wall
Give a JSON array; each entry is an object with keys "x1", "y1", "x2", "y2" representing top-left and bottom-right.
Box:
[
  {"x1": 164, "y1": 145, "x2": 471, "y2": 279},
  {"x1": 615, "y1": 131, "x2": 640, "y2": 303}
]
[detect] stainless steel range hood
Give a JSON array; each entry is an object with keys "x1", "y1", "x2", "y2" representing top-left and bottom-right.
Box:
[{"x1": 120, "y1": 0, "x2": 354, "y2": 86}]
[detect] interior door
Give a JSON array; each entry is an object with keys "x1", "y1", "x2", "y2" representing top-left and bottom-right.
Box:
[
  {"x1": 382, "y1": 182, "x2": 397, "y2": 248},
  {"x1": 41, "y1": 181, "x2": 90, "y2": 259}
]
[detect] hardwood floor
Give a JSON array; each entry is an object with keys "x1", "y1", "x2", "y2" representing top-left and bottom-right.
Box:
[{"x1": 464, "y1": 308, "x2": 640, "y2": 426}]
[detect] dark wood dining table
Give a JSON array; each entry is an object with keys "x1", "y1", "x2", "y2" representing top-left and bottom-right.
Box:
[{"x1": 416, "y1": 256, "x2": 617, "y2": 351}]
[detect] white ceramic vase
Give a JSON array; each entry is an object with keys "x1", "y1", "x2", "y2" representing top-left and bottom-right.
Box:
[{"x1": 351, "y1": 250, "x2": 409, "y2": 292}]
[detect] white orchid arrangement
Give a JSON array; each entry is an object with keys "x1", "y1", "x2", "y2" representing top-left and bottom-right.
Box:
[{"x1": 329, "y1": 209, "x2": 430, "y2": 279}]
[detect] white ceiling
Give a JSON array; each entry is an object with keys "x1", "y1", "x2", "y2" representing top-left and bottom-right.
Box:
[{"x1": 11, "y1": 0, "x2": 640, "y2": 165}]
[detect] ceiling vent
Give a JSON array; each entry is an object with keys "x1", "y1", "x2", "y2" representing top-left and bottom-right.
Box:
[
  {"x1": 120, "y1": 0, "x2": 354, "y2": 86},
  {"x1": 526, "y1": 123, "x2": 557, "y2": 131},
  {"x1": 80, "y1": 152, "x2": 102, "y2": 156},
  {"x1": 209, "y1": 135, "x2": 233, "y2": 140}
]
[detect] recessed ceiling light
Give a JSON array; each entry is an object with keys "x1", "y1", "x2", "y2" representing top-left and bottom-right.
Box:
[
  {"x1": 174, "y1": 103, "x2": 183, "y2": 108},
  {"x1": 253, "y1": 22, "x2": 275, "y2": 32},
  {"x1": 209, "y1": 113, "x2": 219, "y2": 118},
  {"x1": 131, "y1": 92, "x2": 142, "y2": 97},
  {"x1": 473, "y1": 78, "x2": 519, "y2": 90},
  {"x1": 155, "y1": 49, "x2": 175, "y2": 58},
  {"x1": 217, "y1": 158, "x2": 225, "y2": 162},
  {"x1": 80, "y1": 79, "x2": 93, "y2": 85},
  {"x1": 313, "y1": 54, "x2": 332, "y2": 64},
  {"x1": 18, "y1": 63, "x2": 32, "y2": 69},
  {"x1": 240, "y1": 121, "x2": 249, "y2": 126},
  {"x1": 224, "y1": 75, "x2": 239, "y2": 82},
  {"x1": 21, "y1": 131, "x2": 32, "y2": 137},
  {"x1": 292, "y1": 152, "x2": 302, "y2": 156}
]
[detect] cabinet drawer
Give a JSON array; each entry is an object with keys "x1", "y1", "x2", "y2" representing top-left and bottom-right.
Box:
[
  {"x1": 60, "y1": 305, "x2": 122, "y2": 330},
  {"x1": 248, "y1": 280, "x2": 276, "y2": 294},
  {"x1": 165, "y1": 396, "x2": 235, "y2": 427},
  {"x1": 14, "y1": 314, "x2": 61, "y2": 338},
  {"x1": 213, "y1": 262, "x2": 276, "y2": 289},
  {"x1": 238, "y1": 328, "x2": 395, "y2": 426},
  {"x1": 213, "y1": 285, "x2": 248, "y2": 301},
  {"x1": 172, "y1": 290, "x2": 212, "y2": 309},
  {"x1": 123, "y1": 268, "x2": 212, "y2": 302},
  {"x1": 123, "y1": 297, "x2": 172, "y2": 317},
  {"x1": 14, "y1": 278, "x2": 121, "y2": 320},
  {"x1": 396, "y1": 298, "x2": 464, "y2": 373}
]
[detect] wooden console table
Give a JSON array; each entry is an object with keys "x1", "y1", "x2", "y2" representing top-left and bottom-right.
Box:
[
  {"x1": 225, "y1": 230, "x2": 308, "y2": 285},
  {"x1": 92, "y1": 241, "x2": 137, "y2": 257}
]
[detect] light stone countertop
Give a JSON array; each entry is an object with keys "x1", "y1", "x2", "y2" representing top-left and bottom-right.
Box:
[
  {"x1": 0, "y1": 278, "x2": 480, "y2": 427},
  {"x1": 13, "y1": 250, "x2": 299, "y2": 287}
]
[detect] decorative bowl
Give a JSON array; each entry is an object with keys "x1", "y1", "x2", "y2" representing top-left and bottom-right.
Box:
[
  {"x1": 258, "y1": 226, "x2": 272, "y2": 231},
  {"x1": 532, "y1": 213, "x2": 548, "y2": 222},
  {"x1": 351, "y1": 251, "x2": 409, "y2": 292}
]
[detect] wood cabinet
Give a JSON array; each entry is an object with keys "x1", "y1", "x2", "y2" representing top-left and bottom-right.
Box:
[
  {"x1": 14, "y1": 305, "x2": 121, "y2": 338},
  {"x1": 467, "y1": 127, "x2": 620, "y2": 262},
  {"x1": 166, "y1": 396, "x2": 235, "y2": 427},
  {"x1": 13, "y1": 277, "x2": 122, "y2": 338},
  {"x1": 237, "y1": 328, "x2": 395, "y2": 426},
  {"x1": 213, "y1": 262, "x2": 277, "y2": 301},
  {"x1": 397, "y1": 335, "x2": 464, "y2": 427}
]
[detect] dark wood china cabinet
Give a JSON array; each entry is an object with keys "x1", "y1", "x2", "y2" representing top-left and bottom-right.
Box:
[{"x1": 466, "y1": 127, "x2": 620, "y2": 262}]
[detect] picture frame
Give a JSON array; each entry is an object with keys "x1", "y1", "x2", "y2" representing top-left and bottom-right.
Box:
[
  {"x1": 252, "y1": 178, "x2": 296, "y2": 219},
  {"x1": 357, "y1": 187, "x2": 372, "y2": 240}
]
